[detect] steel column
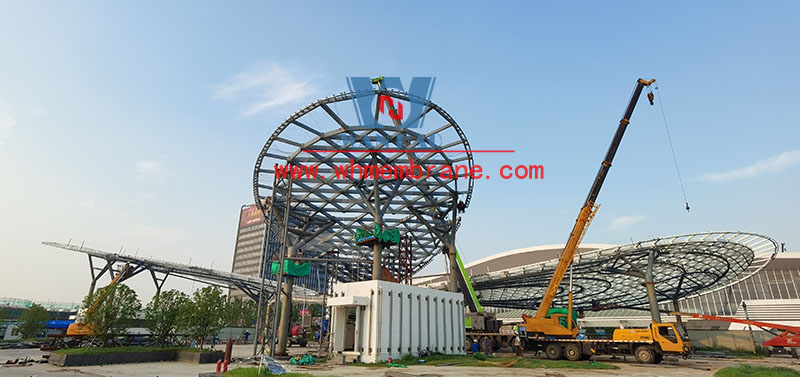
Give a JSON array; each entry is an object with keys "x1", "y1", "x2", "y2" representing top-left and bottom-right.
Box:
[
  {"x1": 271, "y1": 172, "x2": 293, "y2": 357},
  {"x1": 645, "y1": 249, "x2": 662, "y2": 323}
]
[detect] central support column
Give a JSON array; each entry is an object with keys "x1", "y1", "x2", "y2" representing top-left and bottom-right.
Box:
[
  {"x1": 276, "y1": 246, "x2": 296, "y2": 355},
  {"x1": 372, "y1": 241, "x2": 383, "y2": 281},
  {"x1": 644, "y1": 249, "x2": 662, "y2": 323},
  {"x1": 371, "y1": 160, "x2": 383, "y2": 281}
]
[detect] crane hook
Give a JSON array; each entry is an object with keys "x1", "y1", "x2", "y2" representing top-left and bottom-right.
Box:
[
  {"x1": 647, "y1": 91, "x2": 655, "y2": 106},
  {"x1": 685, "y1": 202, "x2": 691, "y2": 212}
]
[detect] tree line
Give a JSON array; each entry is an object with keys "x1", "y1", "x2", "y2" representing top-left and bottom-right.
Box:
[{"x1": 13, "y1": 285, "x2": 256, "y2": 349}]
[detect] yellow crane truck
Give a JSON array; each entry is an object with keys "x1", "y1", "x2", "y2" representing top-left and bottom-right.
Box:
[
  {"x1": 518, "y1": 317, "x2": 691, "y2": 363},
  {"x1": 517, "y1": 78, "x2": 692, "y2": 363}
]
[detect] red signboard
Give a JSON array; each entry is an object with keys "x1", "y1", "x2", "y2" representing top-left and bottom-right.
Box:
[{"x1": 239, "y1": 204, "x2": 265, "y2": 228}]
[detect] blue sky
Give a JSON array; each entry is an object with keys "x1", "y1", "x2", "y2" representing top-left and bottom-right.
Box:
[{"x1": 1, "y1": 1, "x2": 798, "y2": 302}]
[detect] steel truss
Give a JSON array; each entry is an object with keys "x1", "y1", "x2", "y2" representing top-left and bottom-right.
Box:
[
  {"x1": 43, "y1": 241, "x2": 320, "y2": 301},
  {"x1": 253, "y1": 89, "x2": 475, "y2": 282},
  {"x1": 472, "y1": 232, "x2": 778, "y2": 310}
]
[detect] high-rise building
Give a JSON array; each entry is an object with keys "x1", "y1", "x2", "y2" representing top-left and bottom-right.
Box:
[
  {"x1": 229, "y1": 204, "x2": 270, "y2": 300},
  {"x1": 229, "y1": 203, "x2": 327, "y2": 300}
]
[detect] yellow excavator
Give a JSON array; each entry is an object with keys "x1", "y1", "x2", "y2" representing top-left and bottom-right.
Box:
[
  {"x1": 67, "y1": 263, "x2": 132, "y2": 336},
  {"x1": 523, "y1": 78, "x2": 658, "y2": 337}
]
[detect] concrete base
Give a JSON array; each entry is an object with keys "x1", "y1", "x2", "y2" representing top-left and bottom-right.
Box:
[
  {"x1": 178, "y1": 350, "x2": 225, "y2": 364},
  {"x1": 50, "y1": 349, "x2": 224, "y2": 366}
]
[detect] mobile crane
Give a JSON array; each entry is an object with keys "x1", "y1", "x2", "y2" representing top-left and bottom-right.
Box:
[
  {"x1": 66, "y1": 263, "x2": 132, "y2": 336},
  {"x1": 522, "y1": 78, "x2": 654, "y2": 337},
  {"x1": 514, "y1": 78, "x2": 692, "y2": 363}
]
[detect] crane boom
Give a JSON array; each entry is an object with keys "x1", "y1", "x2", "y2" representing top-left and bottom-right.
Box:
[
  {"x1": 670, "y1": 310, "x2": 800, "y2": 354},
  {"x1": 670, "y1": 311, "x2": 800, "y2": 333},
  {"x1": 534, "y1": 78, "x2": 655, "y2": 320},
  {"x1": 66, "y1": 263, "x2": 131, "y2": 336}
]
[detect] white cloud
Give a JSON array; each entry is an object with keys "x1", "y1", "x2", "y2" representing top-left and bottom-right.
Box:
[
  {"x1": 606, "y1": 215, "x2": 646, "y2": 232},
  {"x1": 135, "y1": 160, "x2": 166, "y2": 184},
  {"x1": 699, "y1": 149, "x2": 800, "y2": 183},
  {"x1": 0, "y1": 102, "x2": 17, "y2": 146},
  {"x1": 214, "y1": 63, "x2": 317, "y2": 116}
]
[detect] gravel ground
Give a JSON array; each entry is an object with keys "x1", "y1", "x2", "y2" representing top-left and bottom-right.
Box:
[{"x1": 2, "y1": 345, "x2": 799, "y2": 377}]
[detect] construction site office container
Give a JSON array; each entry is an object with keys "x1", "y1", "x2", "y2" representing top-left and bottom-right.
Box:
[{"x1": 327, "y1": 280, "x2": 466, "y2": 363}]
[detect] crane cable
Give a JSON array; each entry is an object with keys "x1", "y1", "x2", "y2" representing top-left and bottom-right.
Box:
[{"x1": 652, "y1": 84, "x2": 690, "y2": 212}]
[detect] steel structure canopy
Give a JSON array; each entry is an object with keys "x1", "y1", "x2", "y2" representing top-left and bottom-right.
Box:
[
  {"x1": 253, "y1": 89, "x2": 474, "y2": 282},
  {"x1": 43, "y1": 241, "x2": 320, "y2": 301},
  {"x1": 472, "y1": 231, "x2": 778, "y2": 310}
]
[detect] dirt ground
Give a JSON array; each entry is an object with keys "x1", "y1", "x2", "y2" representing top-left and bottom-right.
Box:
[{"x1": 2, "y1": 345, "x2": 799, "y2": 377}]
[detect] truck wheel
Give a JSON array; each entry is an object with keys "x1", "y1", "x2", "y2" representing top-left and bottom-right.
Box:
[
  {"x1": 653, "y1": 353, "x2": 663, "y2": 364},
  {"x1": 545, "y1": 344, "x2": 564, "y2": 360},
  {"x1": 634, "y1": 346, "x2": 656, "y2": 364},
  {"x1": 564, "y1": 343, "x2": 582, "y2": 361},
  {"x1": 791, "y1": 347, "x2": 798, "y2": 359}
]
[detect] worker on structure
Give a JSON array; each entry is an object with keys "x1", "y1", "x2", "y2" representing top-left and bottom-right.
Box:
[{"x1": 457, "y1": 200, "x2": 466, "y2": 213}]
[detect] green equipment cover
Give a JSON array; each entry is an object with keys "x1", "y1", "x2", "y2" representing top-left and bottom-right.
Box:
[
  {"x1": 271, "y1": 260, "x2": 311, "y2": 277},
  {"x1": 546, "y1": 308, "x2": 579, "y2": 328},
  {"x1": 289, "y1": 354, "x2": 317, "y2": 365},
  {"x1": 354, "y1": 223, "x2": 400, "y2": 245}
]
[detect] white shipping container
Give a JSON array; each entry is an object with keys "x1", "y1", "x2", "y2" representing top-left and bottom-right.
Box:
[{"x1": 328, "y1": 280, "x2": 466, "y2": 363}]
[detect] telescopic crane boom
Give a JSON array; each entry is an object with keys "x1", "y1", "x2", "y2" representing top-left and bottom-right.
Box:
[
  {"x1": 67, "y1": 263, "x2": 132, "y2": 336},
  {"x1": 670, "y1": 311, "x2": 800, "y2": 356},
  {"x1": 523, "y1": 78, "x2": 655, "y2": 337}
]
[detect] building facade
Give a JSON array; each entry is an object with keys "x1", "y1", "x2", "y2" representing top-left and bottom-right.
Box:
[
  {"x1": 229, "y1": 204, "x2": 275, "y2": 301},
  {"x1": 229, "y1": 204, "x2": 326, "y2": 300},
  {"x1": 0, "y1": 297, "x2": 80, "y2": 340}
]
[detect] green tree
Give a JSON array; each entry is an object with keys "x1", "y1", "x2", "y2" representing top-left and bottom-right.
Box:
[
  {"x1": 224, "y1": 297, "x2": 256, "y2": 327},
  {"x1": 82, "y1": 284, "x2": 141, "y2": 344},
  {"x1": 17, "y1": 304, "x2": 49, "y2": 339},
  {"x1": 184, "y1": 286, "x2": 226, "y2": 349},
  {"x1": 144, "y1": 289, "x2": 190, "y2": 345}
]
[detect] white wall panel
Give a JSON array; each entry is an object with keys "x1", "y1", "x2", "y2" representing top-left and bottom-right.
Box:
[{"x1": 328, "y1": 280, "x2": 465, "y2": 363}]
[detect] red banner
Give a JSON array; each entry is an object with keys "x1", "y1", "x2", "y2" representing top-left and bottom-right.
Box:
[{"x1": 239, "y1": 204, "x2": 265, "y2": 228}]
